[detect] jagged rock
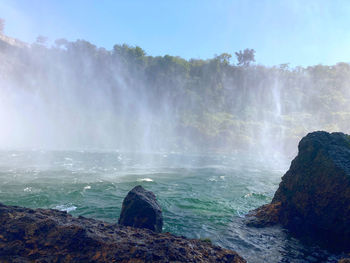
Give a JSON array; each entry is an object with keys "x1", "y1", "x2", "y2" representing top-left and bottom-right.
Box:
[
  {"x1": 274, "y1": 131, "x2": 350, "y2": 246},
  {"x1": 246, "y1": 202, "x2": 281, "y2": 227},
  {"x1": 0, "y1": 203, "x2": 246, "y2": 263},
  {"x1": 118, "y1": 185, "x2": 163, "y2": 233},
  {"x1": 339, "y1": 259, "x2": 350, "y2": 263},
  {"x1": 248, "y1": 131, "x2": 350, "y2": 250}
]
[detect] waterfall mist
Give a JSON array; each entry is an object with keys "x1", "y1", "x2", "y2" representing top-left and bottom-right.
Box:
[
  {"x1": 0, "y1": 39, "x2": 177, "y2": 152},
  {"x1": 1, "y1": 36, "x2": 350, "y2": 160}
]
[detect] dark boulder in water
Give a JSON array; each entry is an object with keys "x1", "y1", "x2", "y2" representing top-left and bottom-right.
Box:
[
  {"x1": 248, "y1": 131, "x2": 350, "y2": 249},
  {"x1": 119, "y1": 185, "x2": 163, "y2": 233},
  {"x1": 0, "y1": 203, "x2": 246, "y2": 262}
]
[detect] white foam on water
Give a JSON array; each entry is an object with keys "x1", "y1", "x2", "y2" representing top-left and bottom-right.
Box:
[
  {"x1": 84, "y1": 185, "x2": 91, "y2": 190},
  {"x1": 137, "y1": 178, "x2": 153, "y2": 182},
  {"x1": 23, "y1": 187, "x2": 32, "y2": 192},
  {"x1": 55, "y1": 204, "x2": 77, "y2": 213}
]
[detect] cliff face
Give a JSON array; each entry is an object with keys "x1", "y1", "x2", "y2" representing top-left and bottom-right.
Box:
[
  {"x1": 248, "y1": 131, "x2": 350, "y2": 250},
  {"x1": 0, "y1": 203, "x2": 245, "y2": 263}
]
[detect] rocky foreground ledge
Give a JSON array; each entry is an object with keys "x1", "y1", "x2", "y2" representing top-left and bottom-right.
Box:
[
  {"x1": 0, "y1": 203, "x2": 245, "y2": 263},
  {"x1": 247, "y1": 131, "x2": 350, "y2": 252}
]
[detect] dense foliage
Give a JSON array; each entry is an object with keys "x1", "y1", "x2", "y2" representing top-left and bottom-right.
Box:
[{"x1": 1, "y1": 35, "x2": 350, "y2": 156}]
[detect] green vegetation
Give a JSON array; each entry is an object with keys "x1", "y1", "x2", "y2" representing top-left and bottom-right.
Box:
[{"x1": 1, "y1": 35, "x2": 350, "y2": 155}]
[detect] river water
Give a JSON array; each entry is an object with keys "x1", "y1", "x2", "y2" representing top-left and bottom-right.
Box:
[{"x1": 0, "y1": 151, "x2": 345, "y2": 262}]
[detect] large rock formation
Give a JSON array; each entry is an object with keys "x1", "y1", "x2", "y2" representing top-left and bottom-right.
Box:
[
  {"x1": 248, "y1": 131, "x2": 350, "y2": 249},
  {"x1": 118, "y1": 185, "x2": 163, "y2": 233},
  {"x1": 0, "y1": 203, "x2": 246, "y2": 262}
]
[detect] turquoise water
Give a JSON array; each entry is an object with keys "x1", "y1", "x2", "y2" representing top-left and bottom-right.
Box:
[{"x1": 0, "y1": 151, "x2": 343, "y2": 262}]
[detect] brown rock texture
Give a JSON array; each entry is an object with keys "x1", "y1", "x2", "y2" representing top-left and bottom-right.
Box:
[
  {"x1": 0, "y1": 203, "x2": 246, "y2": 263},
  {"x1": 248, "y1": 131, "x2": 350, "y2": 250},
  {"x1": 118, "y1": 185, "x2": 163, "y2": 233},
  {"x1": 246, "y1": 202, "x2": 281, "y2": 227}
]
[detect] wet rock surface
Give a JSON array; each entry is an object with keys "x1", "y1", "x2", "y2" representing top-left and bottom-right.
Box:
[
  {"x1": 246, "y1": 202, "x2": 281, "y2": 228},
  {"x1": 0, "y1": 202, "x2": 245, "y2": 262},
  {"x1": 248, "y1": 131, "x2": 350, "y2": 250},
  {"x1": 118, "y1": 185, "x2": 163, "y2": 233}
]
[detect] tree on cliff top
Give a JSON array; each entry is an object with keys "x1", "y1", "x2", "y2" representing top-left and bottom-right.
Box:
[
  {"x1": 36, "y1": 35, "x2": 48, "y2": 45},
  {"x1": 0, "y1": 18, "x2": 4, "y2": 34},
  {"x1": 235, "y1": 48, "x2": 255, "y2": 66}
]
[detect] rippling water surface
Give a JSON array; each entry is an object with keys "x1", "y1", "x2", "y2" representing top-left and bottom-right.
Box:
[{"x1": 0, "y1": 151, "x2": 344, "y2": 262}]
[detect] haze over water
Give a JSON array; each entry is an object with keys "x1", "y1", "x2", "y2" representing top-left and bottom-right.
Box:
[
  {"x1": 0, "y1": 150, "x2": 344, "y2": 262},
  {"x1": 1, "y1": 1, "x2": 350, "y2": 262}
]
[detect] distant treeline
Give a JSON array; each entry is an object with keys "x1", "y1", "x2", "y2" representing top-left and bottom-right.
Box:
[{"x1": 1, "y1": 36, "x2": 350, "y2": 155}]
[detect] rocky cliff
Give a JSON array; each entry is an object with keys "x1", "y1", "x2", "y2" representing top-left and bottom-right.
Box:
[{"x1": 248, "y1": 131, "x2": 350, "y2": 250}]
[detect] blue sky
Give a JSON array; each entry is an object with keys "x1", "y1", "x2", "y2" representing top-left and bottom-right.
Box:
[{"x1": 0, "y1": 0, "x2": 349, "y2": 66}]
